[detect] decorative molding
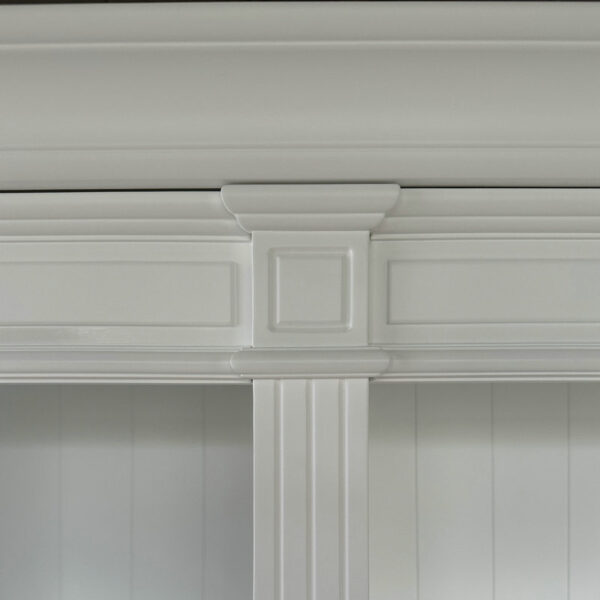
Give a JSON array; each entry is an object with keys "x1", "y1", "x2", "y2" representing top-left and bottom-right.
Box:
[
  {"x1": 231, "y1": 348, "x2": 390, "y2": 379},
  {"x1": 379, "y1": 346, "x2": 600, "y2": 382},
  {"x1": 5, "y1": 3, "x2": 600, "y2": 45},
  {"x1": 253, "y1": 378, "x2": 368, "y2": 600},
  {"x1": 0, "y1": 348, "x2": 240, "y2": 383},
  {"x1": 221, "y1": 185, "x2": 399, "y2": 232},
  {"x1": 9, "y1": 345, "x2": 600, "y2": 383},
  {"x1": 374, "y1": 188, "x2": 600, "y2": 238},
  {"x1": 2, "y1": 5, "x2": 600, "y2": 188},
  {"x1": 371, "y1": 238, "x2": 600, "y2": 348},
  {"x1": 3, "y1": 186, "x2": 600, "y2": 377},
  {"x1": 252, "y1": 232, "x2": 368, "y2": 347},
  {"x1": 0, "y1": 241, "x2": 251, "y2": 347},
  {"x1": 269, "y1": 248, "x2": 351, "y2": 332},
  {"x1": 0, "y1": 191, "x2": 246, "y2": 239}
]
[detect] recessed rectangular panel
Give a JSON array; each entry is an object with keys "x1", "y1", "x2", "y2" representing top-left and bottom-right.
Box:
[
  {"x1": 371, "y1": 239, "x2": 600, "y2": 345},
  {"x1": 272, "y1": 249, "x2": 350, "y2": 330},
  {"x1": 0, "y1": 242, "x2": 250, "y2": 346},
  {"x1": 253, "y1": 232, "x2": 368, "y2": 347}
]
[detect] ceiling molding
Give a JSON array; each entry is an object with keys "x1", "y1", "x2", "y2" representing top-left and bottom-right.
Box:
[
  {"x1": 0, "y1": 191, "x2": 247, "y2": 239},
  {"x1": 1, "y1": 3, "x2": 600, "y2": 189},
  {"x1": 374, "y1": 188, "x2": 600, "y2": 238}
]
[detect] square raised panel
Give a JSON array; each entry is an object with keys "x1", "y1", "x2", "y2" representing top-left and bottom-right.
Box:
[
  {"x1": 271, "y1": 248, "x2": 350, "y2": 331},
  {"x1": 253, "y1": 232, "x2": 368, "y2": 347}
]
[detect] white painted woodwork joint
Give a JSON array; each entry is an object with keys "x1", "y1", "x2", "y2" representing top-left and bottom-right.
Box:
[{"x1": 231, "y1": 348, "x2": 390, "y2": 379}]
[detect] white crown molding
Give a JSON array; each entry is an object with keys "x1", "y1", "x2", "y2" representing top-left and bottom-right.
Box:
[
  {"x1": 0, "y1": 191, "x2": 246, "y2": 239},
  {"x1": 374, "y1": 188, "x2": 600, "y2": 238},
  {"x1": 2, "y1": 3, "x2": 600, "y2": 189},
  {"x1": 221, "y1": 184, "x2": 399, "y2": 232}
]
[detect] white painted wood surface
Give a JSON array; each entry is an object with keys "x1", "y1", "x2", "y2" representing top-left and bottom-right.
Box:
[
  {"x1": 2, "y1": 3, "x2": 600, "y2": 188},
  {"x1": 371, "y1": 238, "x2": 600, "y2": 347},
  {"x1": 0, "y1": 384, "x2": 252, "y2": 600},
  {"x1": 253, "y1": 379, "x2": 368, "y2": 600},
  {"x1": 370, "y1": 381, "x2": 600, "y2": 600},
  {"x1": 0, "y1": 241, "x2": 251, "y2": 347}
]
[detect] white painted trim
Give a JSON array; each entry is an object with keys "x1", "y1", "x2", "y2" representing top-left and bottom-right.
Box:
[
  {"x1": 0, "y1": 348, "x2": 242, "y2": 384},
  {"x1": 231, "y1": 348, "x2": 390, "y2": 379},
  {"x1": 2, "y1": 3, "x2": 600, "y2": 188},
  {"x1": 374, "y1": 188, "x2": 600, "y2": 238},
  {"x1": 253, "y1": 378, "x2": 368, "y2": 600},
  {"x1": 222, "y1": 184, "x2": 399, "y2": 232},
  {"x1": 0, "y1": 191, "x2": 246, "y2": 239},
  {"x1": 4, "y1": 186, "x2": 600, "y2": 381},
  {"x1": 379, "y1": 346, "x2": 600, "y2": 382},
  {"x1": 9, "y1": 346, "x2": 600, "y2": 384}
]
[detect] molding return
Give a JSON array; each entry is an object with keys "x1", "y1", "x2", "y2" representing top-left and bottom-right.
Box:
[
  {"x1": 230, "y1": 348, "x2": 390, "y2": 379},
  {"x1": 221, "y1": 184, "x2": 400, "y2": 232}
]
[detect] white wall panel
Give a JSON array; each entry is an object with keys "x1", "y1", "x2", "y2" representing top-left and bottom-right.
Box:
[
  {"x1": 493, "y1": 383, "x2": 569, "y2": 600},
  {"x1": 370, "y1": 382, "x2": 588, "y2": 600},
  {"x1": 132, "y1": 386, "x2": 205, "y2": 600},
  {"x1": 0, "y1": 386, "x2": 60, "y2": 600},
  {"x1": 569, "y1": 383, "x2": 600, "y2": 600},
  {"x1": 0, "y1": 242, "x2": 250, "y2": 347},
  {"x1": 417, "y1": 383, "x2": 493, "y2": 600},
  {"x1": 369, "y1": 383, "x2": 417, "y2": 600},
  {"x1": 0, "y1": 384, "x2": 252, "y2": 600},
  {"x1": 61, "y1": 386, "x2": 132, "y2": 600},
  {"x1": 203, "y1": 385, "x2": 253, "y2": 600},
  {"x1": 371, "y1": 239, "x2": 600, "y2": 347}
]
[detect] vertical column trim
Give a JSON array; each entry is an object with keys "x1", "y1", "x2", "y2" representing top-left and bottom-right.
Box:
[{"x1": 254, "y1": 379, "x2": 369, "y2": 600}]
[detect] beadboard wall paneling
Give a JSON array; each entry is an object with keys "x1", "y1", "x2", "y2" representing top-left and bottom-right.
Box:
[
  {"x1": 569, "y1": 383, "x2": 600, "y2": 598},
  {"x1": 0, "y1": 384, "x2": 252, "y2": 600},
  {"x1": 369, "y1": 381, "x2": 600, "y2": 600}
]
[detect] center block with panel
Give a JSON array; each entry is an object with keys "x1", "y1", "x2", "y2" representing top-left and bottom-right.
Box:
[{"x1": 222, "y1": 184, "x2": 399, "y2": 349}]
